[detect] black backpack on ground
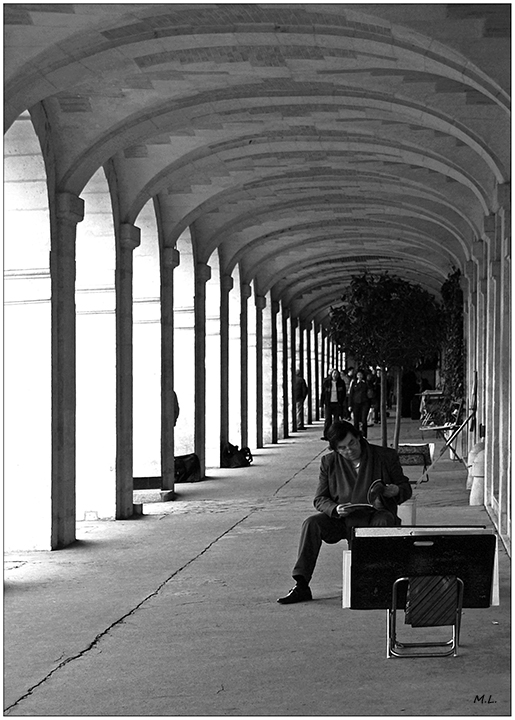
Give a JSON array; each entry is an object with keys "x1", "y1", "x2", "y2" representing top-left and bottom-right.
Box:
[{"x1": 221, "y1": 442, "x2": 253, "y2": 468}]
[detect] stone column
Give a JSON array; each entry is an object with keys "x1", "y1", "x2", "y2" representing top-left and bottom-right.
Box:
[
  {"x1": 462, "y1": 263, "x2": 475, "y2": 405},
  {"x1": 220, "y1": 274, "x2": 233, "y2": 458},
  {"x1": 497, "y1": 183, "x2": 511, "y2": 540},
  {"x1": 271, "y1": 301, "x2": 280, "y2": 443},
  {"x1": 261, "y1": 298, "x2": 273, "y2": 445},
  {"x1": 483, "y1": 190, "x2": 510, "y2": 541},
  {"x1": 116, "y1": 223, "x2": 140, "y2": 519},
  {"x1": 482, "y1": 216, "x2": 498, "y2": 510},
  {"x1": 282, "y1": 306, "x2": 290, "y2": 438},
  {"x1": 320, "y1": 326, "x2": 325, "y2": 386},
  {"x1": 160, "y1": 246, "x2": 180, "y2": 499},
  {"x1": 306, "y1": 322, "x2": 313, "y2": 425},
  {"x1": 462, "y1": 261, "x2": 477, "y2": 444},
  {"x1": 194, "y1": 262, "x2": 211, "y2": 477},
  {"x1": 255, "y1": 294, "x2": 266, "y2": 448},
  {"x1": 290, "y1": 315, "x2": 298, "y2": 432},
  {"x1": 486, "y1": 257, "x2": 501, "y2": 508},
  {"x1": 240, "y1": 283, "x2": 252, "y2": 448},
  {"x1": 472, "y1": 239, "x2": 486, "y2": 440},
  {"x1": 314, "y1": 323, "x2": 320, "y2": 421},
  {"x1": 51, "y1": 192, "x2": 84, "y2": 548}
]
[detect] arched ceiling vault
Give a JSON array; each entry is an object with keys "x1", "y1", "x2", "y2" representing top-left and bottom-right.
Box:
[
  {"x1": 5, "y1": 3, "x2": 510, "y2": 325},
  {"x1": 263, "y1": 252, "x2": 449, "y2": 300}
]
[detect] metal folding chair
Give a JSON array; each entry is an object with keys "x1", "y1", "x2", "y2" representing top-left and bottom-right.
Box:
[{"x1": 387, "y1": 575, "x2": 464, "y2": 658}]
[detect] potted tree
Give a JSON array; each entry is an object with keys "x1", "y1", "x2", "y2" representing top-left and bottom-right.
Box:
[{"x1": 330, "y1": 272, "x2": 445, "y2": 448}]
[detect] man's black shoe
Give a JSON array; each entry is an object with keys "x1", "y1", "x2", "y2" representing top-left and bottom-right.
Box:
[{"x1": 277, "y1": 585, "x2": 313, "y2": 604}]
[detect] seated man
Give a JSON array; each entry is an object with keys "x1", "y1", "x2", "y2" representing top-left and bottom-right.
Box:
[{"x1": 277, "y1": 420, "x2": 412, "y2": 604}]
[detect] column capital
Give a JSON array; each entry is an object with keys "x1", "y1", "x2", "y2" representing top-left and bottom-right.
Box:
[
  {"x1": 241, "y1": 282, "x2": 252, "y2": 301},
  {"x1": 472, "y1": 238, "x2": 484, "y2": 254},
  {"x1": 459, "y1": 272, "x2": 471, "y2": 295},
  {"x1": 483, "y1": 214, "x2": 496, "y2": 238},
  {"x1": 465, "y1": 259, "x2": 476, "y2": 276},
  {"x1": 120, "y1": 223, "x2": 141, "y2": 250},
  {"x1": 490, "y1": 260, "x2": 501, "y2": 279},
  {"x1": 464, "y1": 260, "x2": 477, "y2": 290},
  {"x1": 163, "y1": 247, "x2": 180, "y2": 269},
  {"x1": 221, "y1": 274, "x2": 234, "y2": 293},
  {"x1": 196, "y1": 262, "x2": 211, "y2": 284},
  {"x1": 56, "y1": 192, "x2": 84, "y2": 225},
  {"x1": 255, "y1": 294, "x2": 266, "y2": 310},
  {"x1": 497, "y1": 181, "x2": 511, "y2": 209},
  {"x1": 472, "y1": 240, "x2": 484, "y2": 273},
  {"x1": 271, "y1": 300, "x2": 280, "y2": 315}
]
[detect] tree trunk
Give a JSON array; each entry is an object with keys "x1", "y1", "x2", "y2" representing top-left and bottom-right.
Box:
[
  {"x1": 380, "y1": 366, "x2": 388, "y2": 447},
  {"x1": 393, "y1": 366, "x2": 403, "y2": 450}
]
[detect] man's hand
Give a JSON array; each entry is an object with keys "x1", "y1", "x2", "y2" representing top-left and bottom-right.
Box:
[
  {"x1": 382, "y1": 484, "x2": 400, "y2": 498},
  {"x1": 336, "y1": 504, "x2": 350, "y2": 516}
]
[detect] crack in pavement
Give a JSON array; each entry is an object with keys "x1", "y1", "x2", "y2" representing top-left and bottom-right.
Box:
[
  {"x1": 5, "y1": 447, "x2": 324, "y2": 714},
  {"x1": 271, "y1": 447, "x2": 325, "y2": 497},
  {"x1": 4, "y1": 513, "x2": 252, "y2": 714}
]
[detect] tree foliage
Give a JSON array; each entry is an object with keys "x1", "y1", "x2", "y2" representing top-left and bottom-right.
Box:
[
  {"x1": 330, "y1": 272, "x2": 445, "y2": 448},
  {"x1": 440, "y1": 268, "x2": 464, "y2": 399},
  {"x1": 330, "y1": 272, "x2": 445, "y2": 369}
]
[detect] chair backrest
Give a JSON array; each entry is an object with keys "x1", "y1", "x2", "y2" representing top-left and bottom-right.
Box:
[
  {"x1": 397, "y1": 443, "x2": 432, "y2": 466},
  {"x1": 449, "y1": 399, "x2": 464, "y2": 425}
]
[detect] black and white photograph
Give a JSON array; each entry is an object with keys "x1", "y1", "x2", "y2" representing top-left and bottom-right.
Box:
[{"x1": 4, "y1": 3, "x2": 511, "y2": 716}]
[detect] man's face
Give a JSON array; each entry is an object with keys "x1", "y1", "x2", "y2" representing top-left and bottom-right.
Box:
[{"x1": 336, "y1": 433, "x2": 362, "y2": 461}]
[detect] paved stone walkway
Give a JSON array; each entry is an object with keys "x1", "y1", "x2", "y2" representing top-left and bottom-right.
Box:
[{"x1": 4, "y1": 419, "x2": 511, "y2": 716}]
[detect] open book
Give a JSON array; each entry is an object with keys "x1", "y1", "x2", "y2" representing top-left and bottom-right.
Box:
[
  {"x1": 339, "y1": 480, "x2": 386, "y2": 514},
  {"x1": 338, "y1": 503, "x2": 376, "y2": 514}
]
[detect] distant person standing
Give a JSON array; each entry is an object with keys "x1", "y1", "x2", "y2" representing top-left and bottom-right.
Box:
[
  {"x1": 348, "y1": 369, "x2": 371, "y2": 437},
  {"x1": 320, "y1": 369, "x2": 347, "y2": 439},
  {"x1": 294, "y1": 369, "x2": 308, "y2": 430},
  {"x1": 343, "y1": 367, "x2": 354, "y2": 393},
  {"x1": 366, "y1": 370, "x2": 380, "y2": 424},
  {"x1": 342, "y1": 367, "x2": 354, "y2": 419},
  {"x1": 374, "y1": 368, "x2": 382, "y2": 423}
]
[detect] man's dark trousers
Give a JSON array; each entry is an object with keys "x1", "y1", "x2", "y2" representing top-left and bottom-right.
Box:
[{"x1": 292, "y1": 511, "x2": 395, "y2": 583}]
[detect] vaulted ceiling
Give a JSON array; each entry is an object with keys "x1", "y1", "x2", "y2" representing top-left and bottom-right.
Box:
[{"x1": 4, "y1": 3, "x2": 510, "y2": 324}]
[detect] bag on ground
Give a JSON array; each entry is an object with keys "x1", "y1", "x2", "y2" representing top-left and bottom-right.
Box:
[
  {"x1": 174, "y1": 453, "x2": 201, "y2": 482},
  {"x1": 221, "y1": 442, "x2": 253, "y2": 468}
]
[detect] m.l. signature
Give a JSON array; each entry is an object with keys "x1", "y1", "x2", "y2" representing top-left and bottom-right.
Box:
[{"x1": 474, "y1": 695, "x2": 497, "y2": 704}]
